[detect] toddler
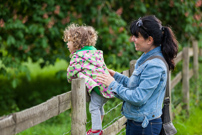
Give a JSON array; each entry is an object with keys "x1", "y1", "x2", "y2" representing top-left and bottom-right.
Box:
[{"x1": 63, "y1": 24, "x2": 114, "y2": 135}]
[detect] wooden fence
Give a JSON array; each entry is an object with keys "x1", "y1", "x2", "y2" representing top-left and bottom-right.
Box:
[{"x1": 0, "y1": 41, "x2": 200, "y2": 135}]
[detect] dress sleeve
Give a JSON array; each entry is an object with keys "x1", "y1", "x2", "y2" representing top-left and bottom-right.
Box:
[{"x1": 67, "y1": 58, "x2": 82, "y2": 83}]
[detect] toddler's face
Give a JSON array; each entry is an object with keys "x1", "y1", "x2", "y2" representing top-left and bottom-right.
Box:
[{"x1": 67, "y1": 41, "x2": 75, "y2": 53}]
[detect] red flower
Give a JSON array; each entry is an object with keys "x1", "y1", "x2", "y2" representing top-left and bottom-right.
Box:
[
  {"x1": 54, "y1": 5, "x2": 60, "y2": 15},
  {"x1": 194, "y1": 14, "x2": 201, "y2": 21},
  {"x1": 118, "y1": 51, "x2": 123, "y2": 57},
  {"x1": 22, "y1": 16, "x2": 28, "y2": 24},
  {"x1": 61, "y1": 16, "x2": 70, "y2": 24},
  {"x1": 196, "y1": 0, "x2": 202, "y2": 7},
  {"x1": 119, "y1": 27, "x2": 124, "y2": 33},
  {"x1": 169, "y1": 0, "x2": 174, "y2": 7},
  {"x1": 184, "y1": 12, "x2": 189, "y2": 17},
  {"x1": 116, "y1": 7, "x2": 123, "y2": 16},
  {"x1": 42, "y1": 3, "x2": 47, "y2": 10},
  {"x1": 109, "y1": 27, "x2": 114, "y2": 34},
  {"x1": 43, "y1": 13, "x2": 48, "y2": 19},
  {"x1": 0, "y1": 19, "x2": 5, "y2": 27}
]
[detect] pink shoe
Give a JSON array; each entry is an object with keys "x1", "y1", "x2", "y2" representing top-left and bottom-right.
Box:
[
  {"x1": 86, "y1": 129, "x2": 92, "y2": 135},
  {"x1": 86, "y1": 129, "x2": 103, "y2": 135},
  {"x1": 91, "y1": 130, "x2": 103, "y2": 135}
]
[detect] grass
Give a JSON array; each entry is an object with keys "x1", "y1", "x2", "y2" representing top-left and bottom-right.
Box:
[
  {"x1": 173, "y1": 104, "x2": 202, "y2": 135},
  {"x1": 172, "y1": 56, "x2": 202, "y2": 135}
]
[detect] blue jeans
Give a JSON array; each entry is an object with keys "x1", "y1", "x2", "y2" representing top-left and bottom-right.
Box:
[{"x1": 126, "y1": 117, "x2": 162, "y2": 135}]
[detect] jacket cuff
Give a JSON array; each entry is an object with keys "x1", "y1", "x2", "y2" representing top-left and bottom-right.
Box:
[{"x1": 108, "y1": 81, "x2": 118, "y2": 95}]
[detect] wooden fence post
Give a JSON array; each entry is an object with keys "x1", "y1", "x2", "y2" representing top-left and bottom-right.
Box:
[
  {"x1": 193, "y1": 40, "x2": 199, "y2": 104},
  {"x1": 168, "y1": 71, "x2": 173, "y2": 121},
  {"x1": 182, "y1": 47, "x2": 190, "y2": 115},
  {"x1": 71, "y1": 78, "x2": 86, "y2": 135},
  {"x1": 199, "y1": 48, "x2": 202, "y2": 57},
  {"x1": 129, "y1": 60, "x2": 137, "y2": 77}
]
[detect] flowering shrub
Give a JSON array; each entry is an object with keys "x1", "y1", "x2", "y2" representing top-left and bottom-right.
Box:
[{"x1": 0, "y1": 0, "x2": 201, "y2": 87}]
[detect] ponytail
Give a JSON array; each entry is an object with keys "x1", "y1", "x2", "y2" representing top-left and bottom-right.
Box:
[{"x1": 161, "y1": 26, "x2": 178, "y2": 71}]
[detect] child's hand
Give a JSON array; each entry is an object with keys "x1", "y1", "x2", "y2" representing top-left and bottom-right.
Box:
[
  {"x1": 107, "y1": 69, "x2": 116, "y2": 77},
  {"x1": 97, "y1": 74, "x2": 115, "y2": 87}
]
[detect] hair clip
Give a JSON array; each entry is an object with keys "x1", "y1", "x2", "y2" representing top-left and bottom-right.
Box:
[
  {"x1": 136, "y1": 17, "x2": 148, "y2": 34},
  {"x1": 136, "y1": 17, "x2": 143, "y2": 27}
]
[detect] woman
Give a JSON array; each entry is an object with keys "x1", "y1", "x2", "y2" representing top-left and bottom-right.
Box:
[{"x1": 97, "y1": 15, "x2": 178, "y2": 135}]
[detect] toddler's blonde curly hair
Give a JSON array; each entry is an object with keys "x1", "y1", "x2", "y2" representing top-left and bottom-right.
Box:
[{"x1": 63, "y1": 23, "x2": 98, "y2": 50}]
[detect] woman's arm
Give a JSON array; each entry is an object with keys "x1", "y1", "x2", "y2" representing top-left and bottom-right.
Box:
[
  {"x1": 108, "y1": 69, "x2": 130, "y2": 87},
  {"x1": 113, "y1": 72, "x2": 130, "y2": 87},
  {"x1": 99, "y1": 63, "x2": 165, "y2": 106}
]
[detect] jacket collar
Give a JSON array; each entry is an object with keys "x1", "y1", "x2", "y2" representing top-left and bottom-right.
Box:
[
  {"x1": 137, "y1": 46, "x2": 162, "y2": 66},
  {"x1": 76, "y1": 46, "x2": 97, "y2": 53}
]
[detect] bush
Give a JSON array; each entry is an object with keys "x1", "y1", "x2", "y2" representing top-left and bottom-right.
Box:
[{"x1": 1, "y1": 0, "x2": 201, "y2": 88}]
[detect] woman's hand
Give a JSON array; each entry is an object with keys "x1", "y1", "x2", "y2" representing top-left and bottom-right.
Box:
[
  {"x1": 97, "y1": 74, "x2": 115, "y2": 87},
  {"x1": 107, "y1": 68, "x2": 116, "y2": 76}
]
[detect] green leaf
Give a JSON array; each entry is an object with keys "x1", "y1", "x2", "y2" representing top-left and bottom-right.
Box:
[
  {"x1": 12, "y1": 78, "x2": 19, "y2": 88},
  {"x1": 16, "y1": 31, "x2": 24, "y2": 39},
  {"x1": 0, "y1": 67, "x2": 7, "y2": 75},
  {"x1": 7, "y1": 35, "x2": 15, "y2": 46},
  {"x1": 42, "y1": 38, "x2": 48, "y2": 48}
]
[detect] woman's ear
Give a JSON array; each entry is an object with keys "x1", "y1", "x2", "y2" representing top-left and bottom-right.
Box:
[{"x1": 147, "y1": 36, "x2": 154, "y2": 45}]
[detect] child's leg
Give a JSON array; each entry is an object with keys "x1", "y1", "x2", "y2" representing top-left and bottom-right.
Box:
[
  {"x1": 89, "y1": 91, "x2": 102, "y2": 131},
  {"x1": 89, "y1": 91, "x2": 108, "y2": 131},
  {"x1": 100, "y1": 98, "x2": 108, "y2": 122}
]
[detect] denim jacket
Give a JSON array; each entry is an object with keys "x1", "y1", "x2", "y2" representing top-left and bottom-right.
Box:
[{"x1": 108, "y1": 46, "x2": 167, "y2": 128}]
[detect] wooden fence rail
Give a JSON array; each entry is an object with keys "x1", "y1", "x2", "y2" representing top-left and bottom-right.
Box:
[
  {"x1": 0, "y1": 91, "x2": 72, "y2": 135},
  {"x1": 0, "y1": 41, "x2": 200, "y2": 135}
]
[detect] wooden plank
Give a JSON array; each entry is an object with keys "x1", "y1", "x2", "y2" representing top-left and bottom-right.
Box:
[
  {"x1": 0, "y1": 115, "x2": 15, "y2": 135},
  {"x1": 103, "y1": 116, "x2": 126, "y2": 135},
  {"x1": 129, "y1": 60, "x2": 136, "y2": 77},
  {"x1": 174, "y1": 51, "x2": 183, "y2": 65},
  {"x1": 71, "y1": 78, "x2": 86, "y2": 135},
  {"x1": 171, "y1": 72, "x2": 182, "y2": 90},
  {"x1": 121, "y1": 69, "x2": 130, "y2": 77},
  {"x1": 58, "y1": 91, "x2": 71, "y2": 114},
  {"x1": 189, "y1": 48, "x2": 193, "y2": 57},
  {"x1": 182, "y1": 47, "x2": 190, "y2": 115},
  {"x1": 189, "y1": 69, "x2": 194, "y2": 79},
  {"x1": 15, "y1": 96, "x2": 59, "y2": 134}
]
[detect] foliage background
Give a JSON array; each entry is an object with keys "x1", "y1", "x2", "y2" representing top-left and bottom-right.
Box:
[{"x1": 0, "y1": 0, "x2": 202, "y2": 125}]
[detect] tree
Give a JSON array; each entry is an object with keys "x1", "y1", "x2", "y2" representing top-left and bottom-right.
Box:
[{"x1": 0, "y1": 0, "x2": 201, "y2": 88}]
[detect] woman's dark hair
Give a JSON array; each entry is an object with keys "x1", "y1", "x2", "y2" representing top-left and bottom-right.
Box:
[{"x1": 130, "y1": 15, "x2": 178, "y2": 71}]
